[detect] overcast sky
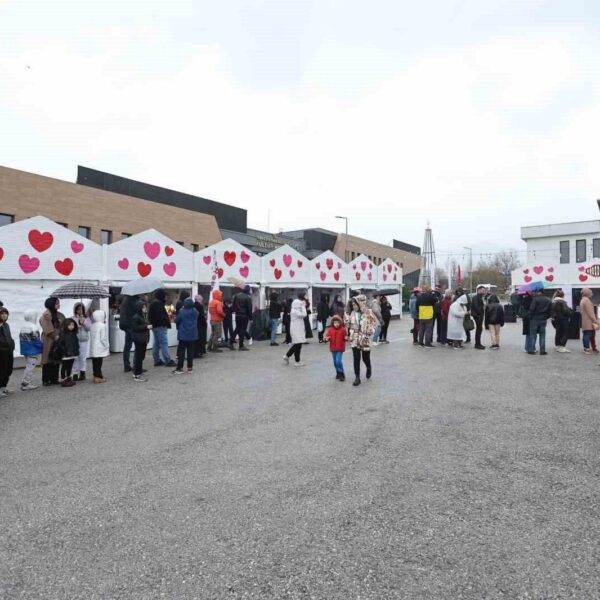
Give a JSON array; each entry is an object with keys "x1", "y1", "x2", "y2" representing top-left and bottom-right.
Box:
[{"x1": 2, "y1": 0, "x2": 600, "y2": 266}]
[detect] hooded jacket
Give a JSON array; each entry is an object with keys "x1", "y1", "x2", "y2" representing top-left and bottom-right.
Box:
[
  {"x1": 448, "y1": 296, "x2": 468, "y2": 341},
  {"x1": 118, "y1": 295, "x2": 137, "y2": 331},
  {"x1": 73, "y1": 303, "x2": 92, "y2": 343},
  {"x1": 20, "y1": 309, "x2": 43, "y2": 357},
  {"x1": 551, "y1": 297, "x2": 571, "y2": 320},
  {"x1": 209, "y1": 290, "x2": 225, "y2": 322},
  {"x1": 345, "y1": 296, "x2": 377, "y2": 350},
  {"x1": 233, "y1": 287, "x2": 253, "y2": 319},
  {"x1": 176, "y1": 297, "x2": 199, "y2": 342},
  {"x1": 89, "y1": 310, "x2": 110, "y2": 358},
  {"x1": 40, "y1": 299, "x2": 65, "y2": 365},
  {"x1": 325, "y1": 316, "x2": 347, "y2": 352},
  {"x1": 149, "y1": 289, "x2": 172, "y2": 329},
  {"x1": 0, "y1": 309, "x2": 15, "y2": 353},
  {"x1": 131, "y1": 302, "x2": 150, "y2": 345},
  {"x1": 58, "y1": 319, "x2": 80, "y2": 359},
  {"x1": 290, "y1": 298, "x2": 308, "y2": 344}
]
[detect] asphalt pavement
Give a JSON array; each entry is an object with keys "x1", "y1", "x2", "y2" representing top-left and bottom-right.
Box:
[{"x1": 1, "y1": 319, "x2": 599, "y2": 599}]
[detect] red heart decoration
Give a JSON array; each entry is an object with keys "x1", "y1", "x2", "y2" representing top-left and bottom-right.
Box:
[
  {"x1": 387, "y1": 264, "x2": 392, "y2": 273},
  {"x1": 217, "y1": 267, "x2": 224, "y2": 278},
  {"x1": 545, "y1": 274, "x2": 554, "y2": 282},
  {"x1": 523, "y1": 269, "x2": 529, "y2": 274},
  {"x1": 368, "y1": 272, "x2": 373, "y2": 280},
  {"x1": 333, "y1": 272, "x2": 340, "y2": 281},
  {"x1": 579, "y1": 274, "x2": 588, "y2": 282},
  {"x1": 118, "y1": 258, "x2": 129, "y2": 270},
  {"x1": 143, "y1": 241, "x2": 160, "y2": 260},
  {"x1": 393, "y1": 274, "x2": 397, "y2": 281},
  {"x1": 28, "y1": 229, "x2": 53, "y2": 253},
  {"x1": 55, "y1": 258, "x2": 74, "y2": 276},
  {"x1": 360, "y1": 261, "x2": 367, "y2": 271},
  {"x1": 163, "y1": 262, "x2": 176, "y2": 277},
  {"x1": 71, "y1": 240, "x2": 84, "y2": 254},
  {"x1": 270, "y1": 258, "x2": 276, "y2": 267},
  {"x1": 240, "y1": 265, "x2": 249, "y2": 278},
  {"x1": 326, "y1": 258, "x2": 334, "y2": 270},
  {"x1": 320, "y1": 271, "x2": 326, "y2": 281},
  {"x1": 274, "y1": 268, "x2": 282, "y2": 280},
  {"x1": 524, "y1": 275, "x2": 532, "y2": 283},
  {"x1": 289, "y1": 269, "x2": 295, "y2": 278},
  {"x1": 0, "y1": 247, "x2": 3, "y2": 261},
  {"x1": 355, "y1": 272, "x2": 361, "y2": 281},
  {"x1": 547, "y1": 267, "x2": 554, "y2": 273},
  {"x1": 533, "y1": 265, "x2": 544, "y2": 275},
  {"x1": 369, "y1": 263, "x2": 373, "y2": 270},
  {"x1": 18, "y1": 254, "x2": 39, "y2": 274},
  {"x1": 297, "y1": 259, "x2": 303, "y2": 268},
  {"x1": 315, "y1": 262, "x2": 321, "y2": 269},
  {"x1": 578, "y1": 266, "x2": 585, "y2": 272},
  {"x1": 203, "y1": 255, "x2": 211, "y2": 265},
  {"x1": 383, "y1": 273, "x2": 387, "y2": 281},
  {"x1": 241, "y1": 251, "x2": 250, "y2": 264},
  {"x1": 224, "y1": 251, "x2": 236, "y2": 266},
  {"x1": 165, "y1": 246, "x2": 174, "y2": 257},
  {"x1": 352, "y1": 264, "x2": 357, "y2": 270},
  {"x1": 137, "y1": 262, "x2": 152, "y2": 277},
  {"x1": 282, "y1": 254, "x2": 292, "y2": 267}
]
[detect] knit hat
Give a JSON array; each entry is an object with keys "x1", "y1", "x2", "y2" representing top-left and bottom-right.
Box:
[{"x1": 194, "y1": 294, "x2": 203, "y2": 303}]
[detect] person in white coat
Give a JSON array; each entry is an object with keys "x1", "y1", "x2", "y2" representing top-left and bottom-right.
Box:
[
  {"x1": 72, "y1": 303, "x2": 92, "y2": 381},
  {"x1": 283, "y1": 291, "x2": 308, "y2": 367},
  {"x1": 89, "y1": 310, "x2": 109, "y2": 383},
  {"x1": 448, "y1": 295, "x2": 469, "y2": 349}
]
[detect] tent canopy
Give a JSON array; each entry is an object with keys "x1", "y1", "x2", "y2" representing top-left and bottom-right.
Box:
[
  {"x1": 310, "y1": 250, "x2": 347, "y2": 285},
  {"x1": 195, "y1": 238, "x2": 261, "y2": 284},
  {"x1": 348, "y1": 253, "x2": 377, "y2": 286},
  {"x1": 261, "y1": 244, "x2": 310, "y2": 285},
  {"x1": 378, "y1": 258, "x2": 402, "y2": 285}
]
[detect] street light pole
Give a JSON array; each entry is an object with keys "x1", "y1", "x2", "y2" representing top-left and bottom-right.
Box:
[
  {"x1": 463, "y1": 246, "x2": 473, "y2": 293},
  {"x1": 335, "y1": 216, "x2": 348, "y2": 263}
]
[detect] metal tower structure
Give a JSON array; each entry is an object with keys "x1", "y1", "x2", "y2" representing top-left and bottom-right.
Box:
[{"x1": 419, "y1": 222, "x2": 437, "y2": 288}]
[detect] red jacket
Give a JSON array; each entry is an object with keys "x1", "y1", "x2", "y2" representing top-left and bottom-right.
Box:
[
  {"x1": 441, "y1": 297, "x2": 452, "y2": 320},
  {"x1": 325, "y1": 325, "x2": 346, "y2": 352}
]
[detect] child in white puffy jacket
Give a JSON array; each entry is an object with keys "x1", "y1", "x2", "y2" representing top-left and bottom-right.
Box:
[
  {"x1": 19, "y1": 309, "x2": 43, "y2": 391},
  {"x1": 89, "y1": 310, "x2": 109, "y2": 383}
]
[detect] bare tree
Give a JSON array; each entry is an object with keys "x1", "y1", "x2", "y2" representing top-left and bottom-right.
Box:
[{"x1": 491, "y1": 250, "x2": 522, "y2": 286}]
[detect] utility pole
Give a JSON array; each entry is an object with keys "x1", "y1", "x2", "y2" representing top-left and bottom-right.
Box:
[
  {"x1": 335, "y1": 215, "x2": 349, "y2": 262},
  {"x1": 463, "y1": 246, "x2": 473, "y2": 293}
]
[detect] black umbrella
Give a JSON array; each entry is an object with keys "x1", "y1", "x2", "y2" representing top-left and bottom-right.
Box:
[
  {"x1": 376, "y1": 288, "x2": 401, "y2": 296},
  {"x1": 50, "y1": 281, "x2": 110, "y2": 299}
]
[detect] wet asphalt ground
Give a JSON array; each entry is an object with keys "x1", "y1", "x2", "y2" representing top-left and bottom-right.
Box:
[{"x1": 1, "y1": 319, "x2": 599, "y2": 599}]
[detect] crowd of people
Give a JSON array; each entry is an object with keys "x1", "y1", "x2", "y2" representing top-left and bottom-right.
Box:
[{"x1": 1, "y1": 283, "x2": 598, "y2": 396}]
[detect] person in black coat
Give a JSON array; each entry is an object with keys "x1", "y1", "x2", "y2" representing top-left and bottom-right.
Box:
[
  {"x1": 484, "y1": 295, "x2": 505, "y2": 349},
  {"x1": 0, "y1": 307, "x2": 15, "y2": 395},
  {"x1": 223, "y1": 298, "x2": 234, "y2": 345},
  {"x1": 131, "y1": 301, "x2": 151, "y2": 381},
  {"x1": 58, "y1": 318, "x2": 80, "y2": 387},
  {"x1": 379, "y1": 295, "x2": 392, "y2": 343},
  {"x1": 471, "y1": 286, "x2": 487, "y2": 349},
  {"x1": 303, "y1": 295, "x2": 313, "y2": 341},
  {"x1": 193, "y1": 294, "x2": 207, "y2": 358},
  {"x1": 231, "y1": 285, "x2": 253, "y2": 351},
  {"x1": 316, "y1": 296, "x2": 329, "y2": 343},
  {"x1": 282, "y1": 298, "x2": 292, "y2": 344},
  {"x1": 269, "y1": 291, "x2": 281, "y2": 346},
  {"x1": 330, "y1": 294, "x2": 346, "y2": 318}
]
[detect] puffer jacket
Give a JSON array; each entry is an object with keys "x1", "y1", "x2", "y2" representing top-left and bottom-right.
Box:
[
  {"x1": 209, "y1": 290, "x2": 225, "y2": 322},
  {"x1": 19, "y1": 309, "x2": 43, "y2": 356},
  {"x1": 175, "y1": 298, "x2": 199, "y2": 342},
  {"x1": 89, "y1": 310, "x2": 110, "y2": 358},
  {"x1": 58, "y1": 321, "x2": 80, "y2": 359},
  {"x1": 0, "y1": 318, "x2": 15, "y2": 353},
  {"x1": 485, "y1": 302, "x2": 505, "y2": 327}
]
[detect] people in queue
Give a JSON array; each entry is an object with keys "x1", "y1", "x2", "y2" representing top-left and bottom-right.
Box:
[
  {"x1": 316, "y1": 295, "x2": 329, "y2": 344},
  {"x1": 131, "y1": 301, "x2": 151, "y2": 382},
  {"x1": 19, "y1": 309, "x2": 43, "y2": 390},
  {"x1": 433, "y1": 284, "x2": 444, "y2": 344},
  {"x1": 580, "y1": 288, "x2": 598, "y2": 355},
  {"x1": 551, "y1": 290, "x2": 571, "y2": 353},
  {"x1": 149, "y1": 289, "x2": 176, "y2": 368},
  {"x1": 72, "y1": 303, "x2": 91, "y2": 381},
  {"x1": 173, "y1": 297, "x2": 199, "y2": 375},
  {"x1": 416, "y1": 285, "x2": 436, "y2": 348},
  {"x1": 439, "y1": 290, "x2": 452, "y2": 346},
  {"x1": 0, "y1": 306, "x2": 15, "y2": 396},
  {"x1": 526, "y1": 289, "x2": 552, "y2": 355},
  {"x1": 345, "y1": 295, "x2": 377, "y2": 386},
  {"x1": 324, "y1": 314, "x2": 347, "y2": 381},
  {"x1": 208, "y1": 290, "x2": 225, "y2": 353},
  {"x1": 58, "y1": 318, "x2": 80, "y2": 387},
  {"x1": 471, "y1": 285, "x2": 487, "y2": 350},
  {"x1": 40, "y1": 297, "x2": 65, "y2": 385},
  {"x1": 89, "y1": 310, "x2": 109, "y2": 383},
  {"x1": 283, "y1": 291, "x2": 308, "y2": 367},
  {"x1": 193, "y1": 295, "x2": 207, "y2": 359},
  {"x1": 118, "y1": 294, "x2": 137, "y2": 373},
  {"x1": 223, "y1": 298, "x2": 234, "y2": 346},
  {"x1": 484, "y1": 294, "x2": 505, "y2": 349},
  {"x1": 448, "y1": 293, "x2": 468, "y2": 349},
  {"x1": 231, "y1": 285, "x2": 253, "y2": 351}
]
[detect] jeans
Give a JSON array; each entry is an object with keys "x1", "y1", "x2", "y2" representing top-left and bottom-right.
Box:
[
  {"x1": 270, "y1": 318, "x2": 280, "y2": 344},
  {"x1": 373, "y1": 325, "x2": 381, "y2": 343},
  {"x1": 134, "y1": 342, "x2": 147, "y2": 376},
  {"x1": 474, "y1": 317, "x2": 484, "y2": 346},
  {"x1": 527, "y1": 319, "x2": 547, "y2": 353},
  {"x1": 177, "y1": 340, "x2": 195, "y2": 370},
  {"x1": 582, "y1": 329, "x2": 593, "y2": 350},
  {"x1": 123, "y1": 329, "x2": 133, "y2": 369},
  {"x1": 233, "y1": 316, "x2": 249, "y2": 348},
  {"x1": 152, "y1": 326, "x2": 172, "y2": 365},
  {"x1": 209, "y1": 321, "x2": 222, "y2": 351},
  {"x1": 92, "y1": 357, "x2": 104, "y2": 378},
  {"x1": 22, "y1": 355, "x2": 38, "y2": 386},
  {"x1": 352, "y1": 347, "x2": 371, "y2": 378},
  {"x1": 331, "y1": 351, "x2": 344, "y2": 375},
  {"x1": 60, "y1": 359, "x2": 74, "y2": 380},
  {"x1": 73, "y1": 340, "x2": 88, "y2": 373},
  {"x1": 418, "y1": 319, "x2": 434, "y2": 345},
  {"x1": 286, "y1": 343, "x2": 302, "y2": 362},
  {"x1": 554, "y1": 318, "x2": 569, "y2": 347}
]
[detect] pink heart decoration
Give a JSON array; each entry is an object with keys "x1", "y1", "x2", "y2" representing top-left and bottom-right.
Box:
[
  {"x1": 203, "y1": 255, "x2": 212, "y2": 265},
  {"x1": 18, "y1": 254, "x2": 40, "y2": 274},
  {"x1": 360, "y1": 261, "x2": 367, "y2": 271},
  {"x1": 0, "y1": 247, "x2": 3, "y2": 261},
  {"x1": 270, "y1": 258, "x2": 276, "y2": 267},
  {"x1": 524, "y1": 275, "x2": 532, "y2": 283},
  {"x1": 393, "y1": 274, "x2": 397, "y2": 281},
  {"x1": 239, "y1": 265, "x2": 249, "y2": 278},
  {"x1": 352, "y1": 264, "x2": 357, "y2": 270},
  {"x1": 241, "y1": 251, "x2": 250, "y2": 264},
  {"x1": 165, "y1": 246, "x2": 174, "y2": 257},
  {"x1": 217, "y1": 268, "x2": 224, "y2": 278},
  {"x1": 163, "y1": 262, "x2": 176, "y2": 277},
  {"x1": 369, "y1": 263, "x2": 373, "y2": 270},
  {"x1": 547, "y1": 267, "x2": 554, "y2": 273},
  {"x1": 333, "y1": 272, "x2": 340, "y2": 281},
  {"x1": 144, "y1": 241, "x2": 160, "y2": 260},
  {"x1": 320, "y1": 271, "x2": 326, "y2": 282},
  {"x1": 326, "y1": 258, "x2": 334, "y2": 270},
  {"x1": 578, "y1": 266, "x2": 585, "y2": 272},
  {"x1": 355, "y1": 272, "x2": 361, "y2": 281},
  {"x1": 523, "y1": 268, "x2": 529, "y2": 274},
  {"x1": 315, "y1": 262, "x2": 321, "y2": 269},
  {"x1": 337, "y1": 262, "x2": 342, "y2": 269},
  {"x1": 383, "y1": 274, "x2": 387, "y2": 281},
  {"x1": 118, "y1": 258, "x2": 129, "y2": 270},
  {"x1": 368, "y1": 272, "x2": 372, "y2": 281},
  {"x1": 282, "y1": 254, "x2": 292, "y2": 268},
  {"x1": 289, "y1": 269, "x2": 295, "y2": 278},
  {"x1": 71, "y1": 240, "x2": 84, "y2": 253},
  {"x1": 533, "y1": 265, "x2": 543, "y2": 275},
  {"x1": 545, "y1": 275, "x2": 554, "y2": 282},
  {"x1": 387, "y1": 264, "x2": 392, "y2": 273},
  {"x1": 579, "y1": 274, "x2": 588, "y2": 282},
  {"x1": 297, "y1": 259, "x2": 303, "y2": 268}
]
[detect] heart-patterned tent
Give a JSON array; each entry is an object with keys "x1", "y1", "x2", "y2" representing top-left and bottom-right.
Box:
[
  {"x1": 106, "y1": 229, "x2": 194, "y2": 282},
  {"x1": 347, "y1": 253, "x2": 377, "y2": 286},
  {"x1": 195, "y1": 239, "x2": 261, "y2": 284},
  {"x1": 261, "y1": 244, "x2": 310, "y2": 285},
  {"x1": 377, "y1": 258, "x2": 402, "y2": 286},
  {"x1": 310, "y1": 250, "x2": 347, "y2": 286}
]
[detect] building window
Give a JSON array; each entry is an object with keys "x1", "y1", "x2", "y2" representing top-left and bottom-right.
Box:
[
  {"x1": 593, "y1": 238, "x2": 600, "y2": 258},
  {"x1": 121, "y1": 232, "x2": 132, "y2": 239},
  {"x1": 559, "y1": 241, "x2": 569, "y2": 264},
  {"x1": 0, "y1": 213, "x2": 14, "y2": 227},
  {"x1": 100, "y1": 230, "x2": 112, "y2": 245},
  {"x1": 576, "y1": 239, "x2": 586, "y2": 263},
  {"x1": 78, "y1": 226, "x2": 91, "y2": 239},
  {"x1": 191, "y1": 243, "x2": 199, "y2": 252}
]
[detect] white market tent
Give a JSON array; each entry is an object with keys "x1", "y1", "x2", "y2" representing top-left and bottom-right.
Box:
[
  {"x1": 106, "y1": 228, "x2": 194, "y2": 284},
  {"x1": 377, "y1": 258, "x2": 401, "y2": 286},
  {"x1": 0, "y1": 216, "x2": 103, "y2": 356},
  {"x1": 195, "y1": 239, "x2": 261, "y2": 286},
  {"x1": 309, "y1": 250, "x2": 347, "y2": 287},
  {"x1": 347, "y1": 253, "x2": 378, "y2": 287},
  {"x1": 261, "y1": 244, "x2": 311, "y2": 287}
]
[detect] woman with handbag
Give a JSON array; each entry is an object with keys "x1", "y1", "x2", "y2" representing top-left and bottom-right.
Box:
[
  {"x1": 131, "y1": 301, "x2": 152, "y2": 382},
  {"x1": 345, "y1": 295, "x2": 377, "y2": 386},
  {"x1": 40, "y1": 297, "x2": 65, "y2": 386},
  {"x1": 447, "y1": 294, "x2": 469, "y2": 349}
]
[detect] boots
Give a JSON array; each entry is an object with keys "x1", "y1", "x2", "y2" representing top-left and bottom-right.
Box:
[
  {"x1": 61, "y1": 377, "x2": 76, "y2": 387},
  {"x1": 353, "y1": 377, "x2": 361, "y2": 386},
  {"x1": 79, "y1": 371, "x2": 86, "y2": 381},
  {"x1": 93, "y1": 377, "x2": 107, "y2": 384},
  {"x1": 366, "y1": 367, "x2": 372, "y2": 379}
]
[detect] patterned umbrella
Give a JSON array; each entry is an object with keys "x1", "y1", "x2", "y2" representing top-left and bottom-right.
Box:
[{"x1": 50, "y1": 281, "x2": 110, "y2": 299}]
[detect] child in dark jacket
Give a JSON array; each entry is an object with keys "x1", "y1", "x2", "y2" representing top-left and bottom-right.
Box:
[
  {"x1": 58, "y1": 318, "x2": 80, "y2": 387},
  {"x1": 324, "y1": 314, "x2": 347, "y2": 381},
  {"x1": 0, "y1": 307, "x2": 15, "y2": 396},
  {"x1": 173, "y1": 297, "x2": 199, "y2": 374}
]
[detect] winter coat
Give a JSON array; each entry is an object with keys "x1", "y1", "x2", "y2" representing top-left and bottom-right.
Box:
[
  {"x1": 194, "y1": 301, "x2": 207, "y2": 335},
  {"x1": 416, "y1": 292, "x2": 436, "y2": 321},
  {"x1": 89, "y1": 310, "x2": 109, "y2": 358},
  {"x1": 149, "y1": 289, "x2": 172, "y2": 329},
  {"x1": 175, "y1": 291, "x2": 191, "y2": 315},
  {"x1": 73, "y1": 304, "x2": 92, "y2": 343},
  {"x1": 345, "y1": 307, "x2": 377, "y2": 351},
  {"x1": 485, "y1": 302, "x2": 505, "y2": 327},
  {"x1": 208, "y1": 290, "x2": 225, "y2": 322},
  {"x1": 409, "y1": 294, "x2": 419, "y2": 320},
  {"x1": 20, "y1": 310, "x2": 43, "y2": 357},
  {"x1": 368, "y1": 298, "x2": 382, "y2": 324},
  {"x1": 325, "y1": 324, "x2": 346, "y2": 353},
  {"x1": 176, "y1": 298, "x2": 199, "y2": 342},
  {"x1": 440, "y1": 297, "x2": 452, "y2": 320},
  {"x1": 40, "y1": 309, "x2": 65, "y2": 365},
  {"x1": 290, "y1": 299, "x2": 308, "y2": 344},
  {"x1": 448, "y1": 297, "x2": 468, "y2": 341},
  {"x1": 58, "y1": 324, "x2": 80, "y2": 360},
  {"x1": 330, "y1": 299, "x2": 345, "y2": 318},
  {"x1": 0, "y1": 321, "x2": 15, "y2": 353},
  {"x1": 118, "y1": 296, "x2": 136, "y2": 331},
  {"x1": 529, "y1": 295, "x2": 552, "y2": 321},
  {"x1": 269, "y1": 295, "x2": 281, "y2": 319},
  {"x1": 380, "y1": 299, "x2": 392, "y2": 321},
  {"x1": 551, "y1": 298, "x2": 571, "y2": 320},
  {"x1": 471, "y1": 293, "x2": 486, "y2": 321},
  {"x1": 317, "y1": 300, "x2": 330, "y2": 322},
  {"x1": 131, "y1": 304, "x2": 150, "y2": 345},
  {"x1": 580, "y1": 296, "x2": 597, "y2": 331},
  {"x1": 233, "y1": 291, "x2": 253, "y2": 319}
]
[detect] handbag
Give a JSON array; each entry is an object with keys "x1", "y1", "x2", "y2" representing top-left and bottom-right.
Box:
[
  {"x1": 317, "y1": 321, "x2": 324, "y2": 333},
  {"x1": 463, "y1": 315, "x2": 475, "y2": 331}
]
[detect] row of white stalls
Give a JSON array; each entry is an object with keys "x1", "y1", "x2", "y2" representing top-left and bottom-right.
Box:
[{"x1": 0, "y1": 217, "x2": 402, "y2": 355}]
